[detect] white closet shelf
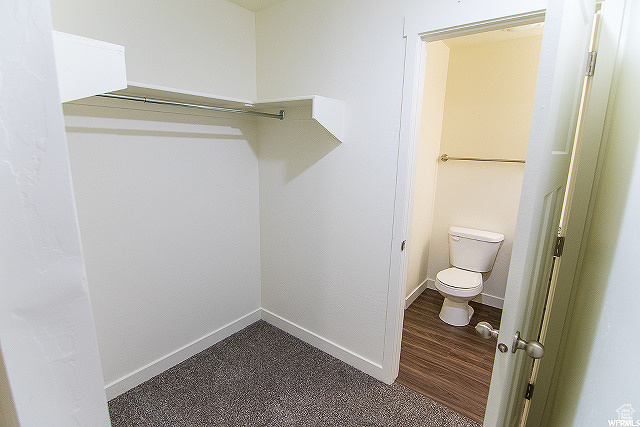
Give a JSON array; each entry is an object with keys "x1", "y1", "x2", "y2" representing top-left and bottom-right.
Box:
[
  {"x1": 120, "y1": 82, "x2": 255, "y2": 109},
  {"x1": 53, "y1": 31, "x2": 127, "y2": 103},
  {"x1": 53, "y1": 31, "x2": 344, "y2": 142},
  {"x1": 113, "y1": 83, "x2": 346, "y2": 143},
  {"x1": 254, "y1": 96, "x2": 345, "y2": 142}
]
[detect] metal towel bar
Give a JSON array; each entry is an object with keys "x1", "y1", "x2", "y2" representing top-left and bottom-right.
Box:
[{"x1": 439, "y1": 154, "x2": 525, "y2": 164}]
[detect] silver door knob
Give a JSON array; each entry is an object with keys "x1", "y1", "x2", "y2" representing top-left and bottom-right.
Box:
[
  {"x1": 475, "y1": 322, "x2": 509, "y2": 353},
  {"x1": 512, "y1": 331, "x2": 545, "y2": 359},
  {"x1": 475, "y1": 321, "x2": 499, "y2": 339}
]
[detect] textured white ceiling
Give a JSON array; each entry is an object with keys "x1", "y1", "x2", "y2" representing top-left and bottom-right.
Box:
[{"x1": 226, "y1": 0, "x2": 287, "y2": 12}]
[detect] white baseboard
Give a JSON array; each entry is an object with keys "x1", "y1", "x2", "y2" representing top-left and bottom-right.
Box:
[
  {"x1": 260, "y1": 309, "x2": 384, "y2": 381},
  {"x1": 408, "y1": 279, "x2": 504, "y2": 309},
  {"x1": 104, "y1": 309, "x2": 261, "y2": 399},
  {"x1": 405, "y1": 278, "x2": 430, "y2": 309},
  {"x1": 105, "y1": 293, "x2": 504, "y2": 400},
  {"x1": 473, "y1": 293, "x2": 504, "y2": 309}
]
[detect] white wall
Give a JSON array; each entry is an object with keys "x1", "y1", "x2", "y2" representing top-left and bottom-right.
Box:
[
  {"x1": 50, "y1": 0, "x2": 263, "y2": 397},
  {"x1": 406, "y1": 41, "x2": 449, "y2": 302},
  {"x1": 42, "y1": 0, "x2": 551, "y2": 401},
  {"x1": 256, "y1": 2, "x2": 406, "y2": 372},
  {"x1": 50, "y1": 0, "x2": 257, "y2": 100},
  {"x1": 63, "y1": 101, "x2": 262, "y2": 397},
  {"x1": 256, "y1": 0, "x2": 546, "y2": 376},
  {"x1": 549, "y1": 0, "x2": 640, "y2": 422},
  {"x1": 0, "y1": 0, "x2": 109, "y2": 423},
  {"x1": 426, "y1": 34, "x2": 542, "y2": 307}
]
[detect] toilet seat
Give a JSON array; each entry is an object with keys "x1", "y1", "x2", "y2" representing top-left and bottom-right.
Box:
[
  {"x1": 435, "y1": 267, "x2": 483, "y2": 298},
  {"x1": 437, "y1": 267, "x2": 482, "y2": 288}
]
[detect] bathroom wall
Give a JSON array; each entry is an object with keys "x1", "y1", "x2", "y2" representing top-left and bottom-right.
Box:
[
  {"x1": 426, "y1": 33, "x2": 543, "y2": 308},
  {"x1": 50, "y1": 0, "x2": 257, "y2": 100},
  {"x1": 406, "y1": 41, "x2": 450, "y2": 303},
  {"x1": 51, "y1": 0, "x2": 262, "y2": 397}
]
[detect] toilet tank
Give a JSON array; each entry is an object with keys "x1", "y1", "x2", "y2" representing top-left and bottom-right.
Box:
[{"x1": 449, "y1": 226, "x2": 504, "y2": 272}]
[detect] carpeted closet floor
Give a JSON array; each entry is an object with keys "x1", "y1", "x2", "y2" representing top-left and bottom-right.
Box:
[{"x1": 108, "y1": 320, "x2": 479, "y2": 426}]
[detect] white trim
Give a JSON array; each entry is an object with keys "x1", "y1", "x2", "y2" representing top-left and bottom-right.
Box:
[
  {"x1": 405, "y1": 278, "x2": 430, "y2": 308},
  {"x1": 419, "y1": 11, "x2": 545, "y2": 42},
  {"x1": 260, "y1": 309, "x2": 384, "y2": 381},
  {"x1": 104, "y1": 309, "x2": 261, "y2": 399},
  {"x1": 104, "y1": 306, "x2": 387, "y2": 399},
  {"x1": 473, "y1": 293, "x2": 504, "y2": 310},
  {"x1": 406, "y1": 278, "x2": 504, "y2": 309},
  {"x1": 385, "y1": 9, "x2": 547, "y2": 388}
]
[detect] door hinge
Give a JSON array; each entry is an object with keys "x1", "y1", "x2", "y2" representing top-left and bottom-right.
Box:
[
  {"x1": 401, "y1": 240, "x2": 407, "y2": 251},
  {"x1": 554, "y1": 236, "x2": 565, "y2": 257},
  {"x1": 586, "y1": 50, "x2": 597, "y2": 76},
  {"x1": 525, "y1": 383, "x2": 535, "y2": 400}
]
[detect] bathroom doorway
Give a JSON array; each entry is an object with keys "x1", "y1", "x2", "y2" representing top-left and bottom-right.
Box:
[{"x1": 397, "y1": 23, "x2": 544, "y2": 423}]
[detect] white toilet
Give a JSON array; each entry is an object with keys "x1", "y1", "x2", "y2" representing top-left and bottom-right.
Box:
[{"x1": 435, "y1": 226, "x2": 504, "y2": 326}]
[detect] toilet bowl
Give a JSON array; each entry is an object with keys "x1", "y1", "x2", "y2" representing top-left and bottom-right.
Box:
[
  {"x1": 435, "y1": 226, "x2": 504, "y2": 326},
  {"x1": 435, "y1": 267, "x2": 483, "y2": 326}
]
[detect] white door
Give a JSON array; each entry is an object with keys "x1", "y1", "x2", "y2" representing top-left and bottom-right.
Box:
[{"x1": 483, "y1": 0, "x2": 596, "y2": 425}]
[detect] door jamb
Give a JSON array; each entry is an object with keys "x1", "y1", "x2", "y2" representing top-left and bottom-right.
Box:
[{"x1": 382, "y1": 10, "x2": 545, "y2": 384}]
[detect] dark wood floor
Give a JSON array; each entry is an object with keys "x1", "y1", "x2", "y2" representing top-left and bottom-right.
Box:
[{"x1": 397, "y1": 288, "x2": 503, "y2": 424}]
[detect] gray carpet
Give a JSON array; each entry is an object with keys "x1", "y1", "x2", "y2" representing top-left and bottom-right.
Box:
[{"x1": 108, "y1": 320, "x2": 480, "y2": 426}]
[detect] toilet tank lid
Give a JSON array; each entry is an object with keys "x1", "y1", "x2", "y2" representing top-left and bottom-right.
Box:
[{"x1": 449, "y1": 226, "x2": 504, "y2": 243}]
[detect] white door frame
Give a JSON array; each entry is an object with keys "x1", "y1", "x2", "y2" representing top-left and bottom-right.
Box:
[
  {"x1": 384, "y1": 1, "x2": 625, "y2": 424},
  {"x1": 382, "y1": 9, "x2": 545, "y2": 384}
]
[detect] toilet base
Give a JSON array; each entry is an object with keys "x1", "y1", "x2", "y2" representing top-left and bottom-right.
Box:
[{"x1": 439, "y1": 298, "x2": 474, "y2": 326}]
